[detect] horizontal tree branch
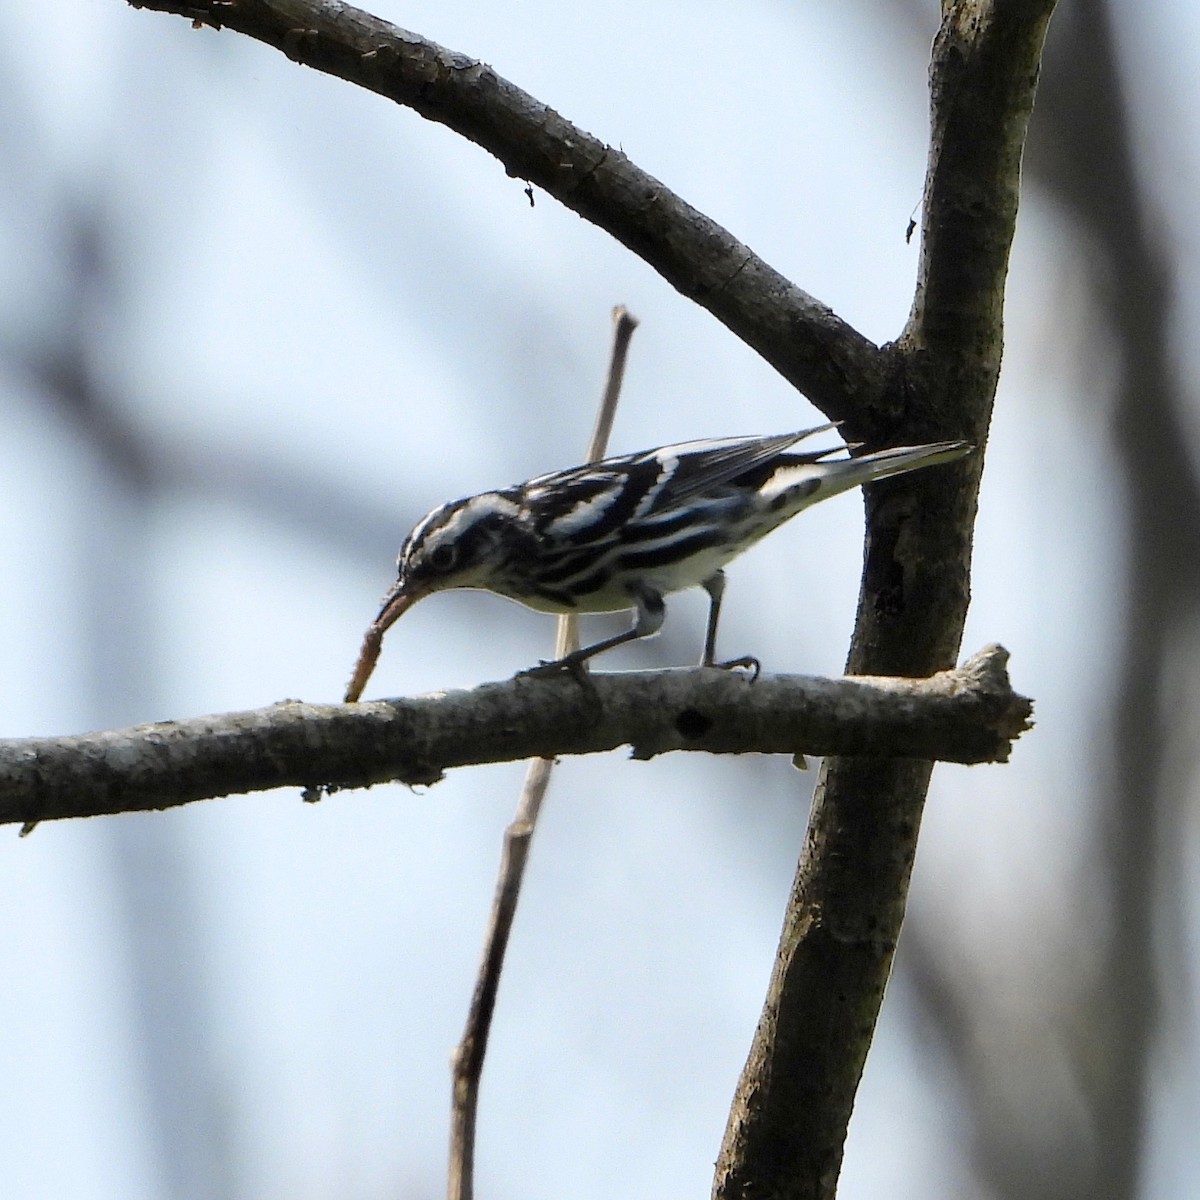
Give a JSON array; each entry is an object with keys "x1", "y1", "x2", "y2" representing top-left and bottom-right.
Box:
[
  {"x1": 2, "y1": 645, "x2": 1030, "y2": 827},
  {"x1": 125, "y1": 0, "x2": 886, "y2": 420}
]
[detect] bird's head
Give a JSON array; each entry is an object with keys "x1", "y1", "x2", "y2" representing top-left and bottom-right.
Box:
[
  {"x1": 372, "y1": 491, "x2": 531, "y2": 633},
  {"x1": 344, "y1": 490, "x2": 532, "y2": 702}
]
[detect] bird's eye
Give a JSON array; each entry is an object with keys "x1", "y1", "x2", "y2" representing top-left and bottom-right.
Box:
[{"x1": 426, "y1": 543, "x2": 458, "y2": 572}]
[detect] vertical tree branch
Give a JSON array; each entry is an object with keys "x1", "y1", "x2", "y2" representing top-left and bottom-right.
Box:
[{"x1": 713, "y1": 5, "x2": 1057, "y2": 1198}]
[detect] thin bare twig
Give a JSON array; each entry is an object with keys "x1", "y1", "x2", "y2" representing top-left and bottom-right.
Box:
[{"x1": 448, "y1": 307, "x2": 638, "y2": 1200}]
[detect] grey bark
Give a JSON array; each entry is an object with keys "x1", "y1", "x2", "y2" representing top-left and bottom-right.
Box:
[{"x1": 2, "y1": 645, "x2": 1029, "y2": 826}]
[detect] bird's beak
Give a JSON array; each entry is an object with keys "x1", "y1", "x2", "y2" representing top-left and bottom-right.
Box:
[
  {"x1": 373, "y1": 578, "x2": 425, "y2": 631},
  {"x1": 344, "y1": 579, "x2": 429, "y2": 702}
]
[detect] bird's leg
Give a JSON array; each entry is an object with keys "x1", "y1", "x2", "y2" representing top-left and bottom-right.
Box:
[
  {"x1": 700, "y1": 570, "x2": 760, "y2": 680},
  {"x1": 523, "y1": 586, "x2": 665, "y2": 678},
  {"x1": 699, "y1": 570, "x2": 726, "y2": 666}
]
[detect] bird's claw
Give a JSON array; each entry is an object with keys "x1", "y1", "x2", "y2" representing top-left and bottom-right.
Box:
[
  {"x1": 710, "y1": 655, "x2": 761, "y2": 683},
  {"x1": 520, "y1": 655, "x2": 594, "y2": 688}
]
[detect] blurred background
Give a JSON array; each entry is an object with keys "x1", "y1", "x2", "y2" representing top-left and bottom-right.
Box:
[{"x1": 2, "y1": 1, "x2": 1197, "y2": 1197}]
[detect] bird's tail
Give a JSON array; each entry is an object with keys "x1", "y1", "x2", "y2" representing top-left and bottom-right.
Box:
[{"x1": 812, "y1": 440, "x2": 973, "y2": 496}]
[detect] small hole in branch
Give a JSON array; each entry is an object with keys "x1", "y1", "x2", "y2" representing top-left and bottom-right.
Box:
[{"x1": 675, "y1": 708, "x2": 713, "y2": 740}]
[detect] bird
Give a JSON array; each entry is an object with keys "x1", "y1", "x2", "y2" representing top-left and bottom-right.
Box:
[{"x1": 343, "y1": 423, "x2": 972, "y2": 700}]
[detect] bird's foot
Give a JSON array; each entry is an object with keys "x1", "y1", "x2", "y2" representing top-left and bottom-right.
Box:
[{"x1": 707, "y1": 654, "x2": 761, "y2": 683}]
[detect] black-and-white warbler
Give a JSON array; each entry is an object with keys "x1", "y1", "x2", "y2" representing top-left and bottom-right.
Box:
[{"x1": 344, "y1": 423, "x2": 971, "y2": 698}]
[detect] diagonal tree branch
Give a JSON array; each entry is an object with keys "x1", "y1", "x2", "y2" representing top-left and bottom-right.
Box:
[
  {"x1": 2, "y1": 646, "x2": 1029, "y2": 827},
  {"x1": 125, "y1": 0, "x2": 885, "y2": 420}
]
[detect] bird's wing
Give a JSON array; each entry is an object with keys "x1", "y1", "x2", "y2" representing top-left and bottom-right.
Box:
[
  {"x1": 521, "y1": 423, "x2": 842, "y2": 549},
  {"x1": 636, "y1": 423, "x2": 840, "y2": 514}
]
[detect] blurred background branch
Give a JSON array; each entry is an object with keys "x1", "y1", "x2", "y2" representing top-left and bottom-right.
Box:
[{"x1": 901, "y1": 4, "x2": 1200, "y2": 1200}]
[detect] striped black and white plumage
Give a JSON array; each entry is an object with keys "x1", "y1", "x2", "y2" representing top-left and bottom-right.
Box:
[{"x1": 354, "y1": 423, "x2": 971, "y2": 687}]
